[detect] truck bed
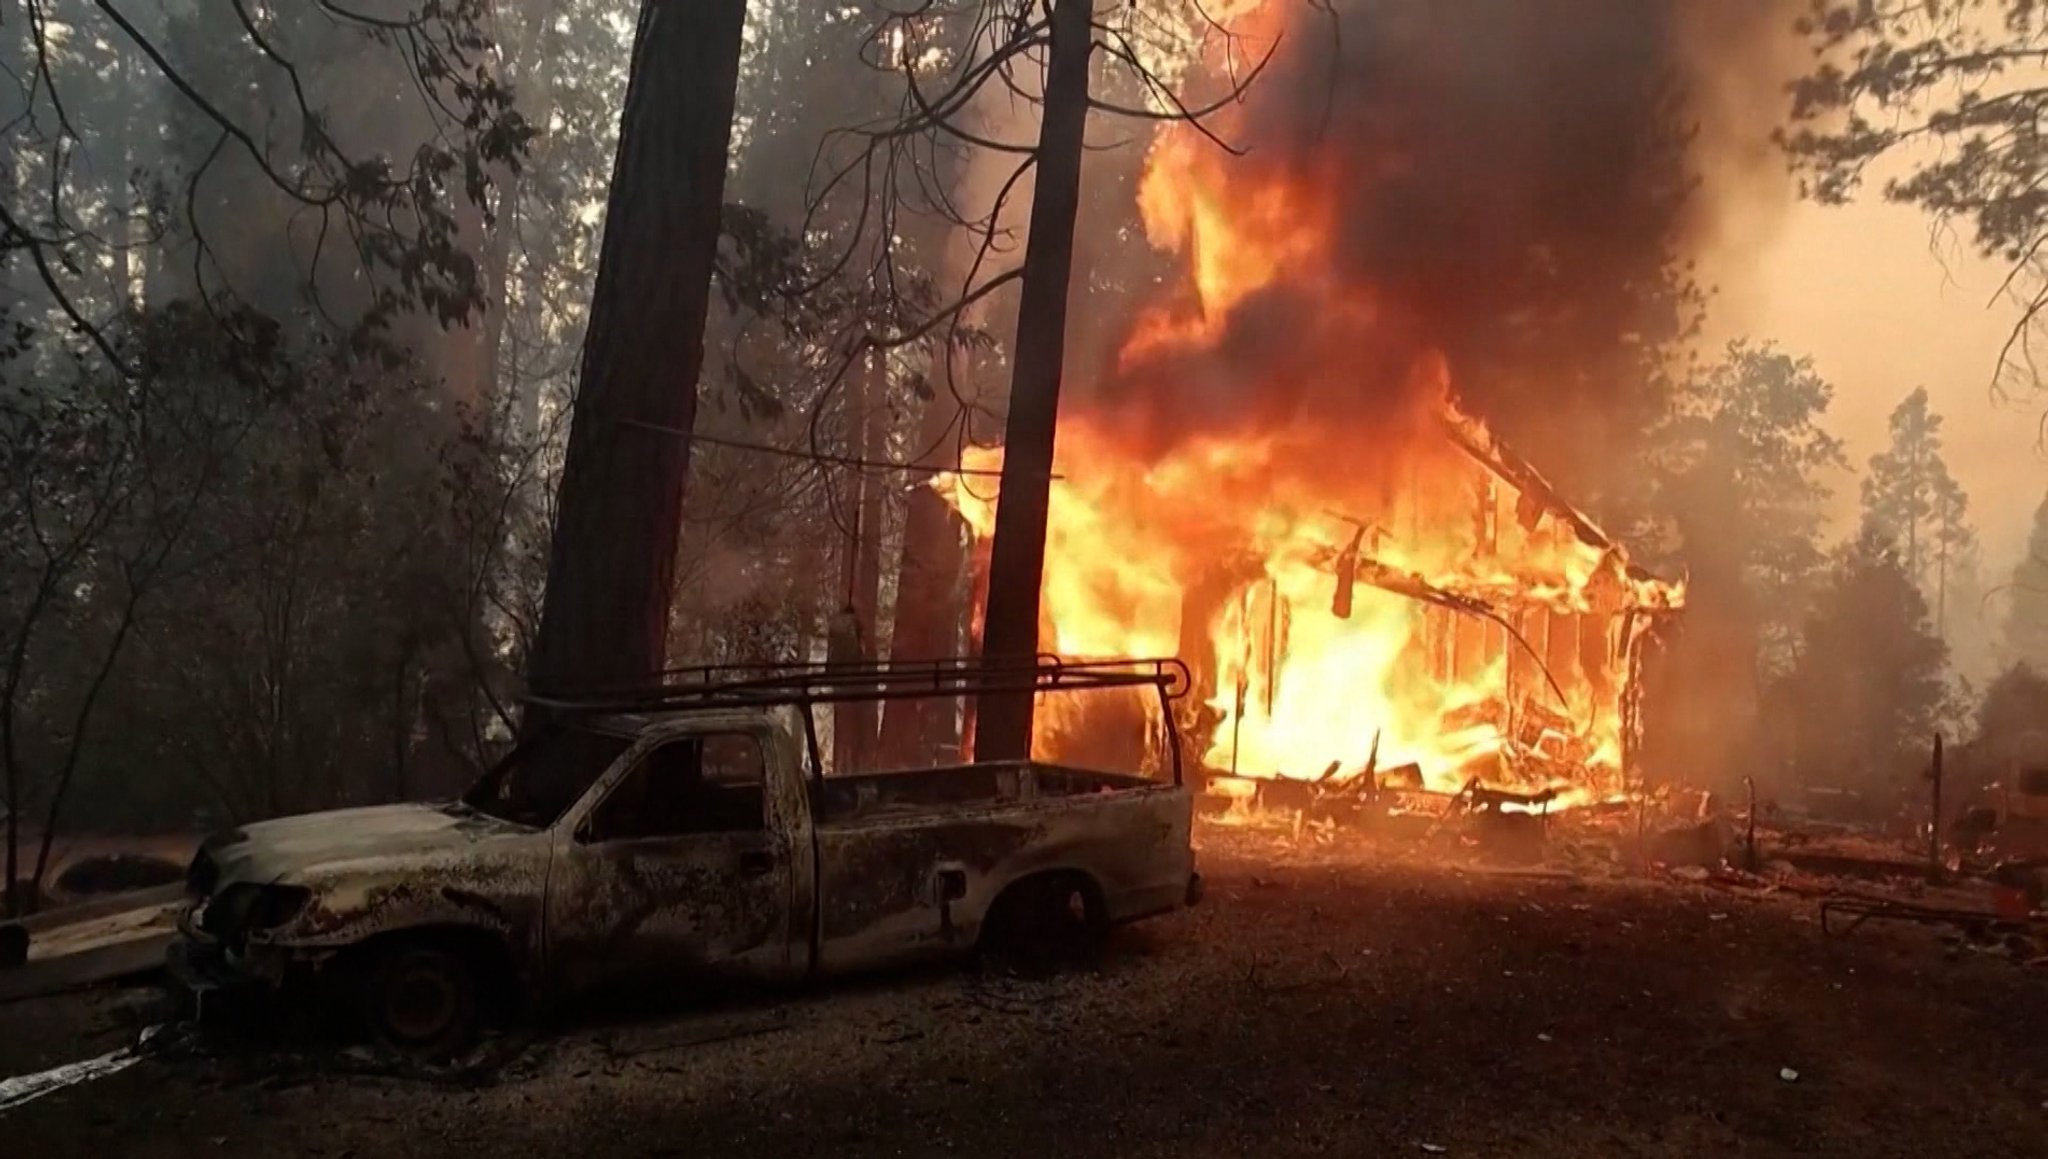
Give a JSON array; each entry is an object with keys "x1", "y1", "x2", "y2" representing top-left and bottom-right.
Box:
[
  {"x1": 812, "y1": 761, "x2": 1160, "y2": 823},
  {"x1": 808, "y1": 757, "x2": 1193, "y2": 972}
]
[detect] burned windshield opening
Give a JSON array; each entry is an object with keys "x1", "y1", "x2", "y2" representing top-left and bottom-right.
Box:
[{"x1": 463, "y1": 724, "x2": 632, "y2": 828}]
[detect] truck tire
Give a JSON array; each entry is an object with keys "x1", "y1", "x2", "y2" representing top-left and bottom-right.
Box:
[
  {"x1": 360, "y1": 942, "x2": 480, "y2": 1061},
  {"x1": 982, "y1": 872, "x2": 1106, "y2": 974}
]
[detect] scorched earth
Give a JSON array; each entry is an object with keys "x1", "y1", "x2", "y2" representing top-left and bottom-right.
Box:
[{"x1": 2, "y1": 826, "x2": 2043, "y2": 1159}]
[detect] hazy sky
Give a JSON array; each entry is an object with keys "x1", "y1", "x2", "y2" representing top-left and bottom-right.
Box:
[
  {"x1": 1703, "y1": 190, "x2": 2042, "y2": 586},
  {"x1": 1686, "y1": 0, "x2": 2048, "y2": 611}
]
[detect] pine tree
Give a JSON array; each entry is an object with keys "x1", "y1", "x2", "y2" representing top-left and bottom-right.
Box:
[
  {"x1": 1861, "y1": 388, "x2": 1973, "y2": 636},
  {"x1": 1637, "y1": 341, "x2": 1846, "y2": 792},
  {"x1": 528, "y1": 0, "x2": 751, "y2": 699},
  {"x1": 1649, "y1": 340, "x2": 1846, "y2": 673}
]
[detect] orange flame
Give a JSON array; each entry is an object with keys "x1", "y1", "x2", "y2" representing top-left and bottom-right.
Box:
[{"x1": 933, "y1": 2, "x2": 1682, "y2": 808}]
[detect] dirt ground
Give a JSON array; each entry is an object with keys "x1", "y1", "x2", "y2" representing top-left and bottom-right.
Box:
[{"x1": 2, "y1": 826, "x2": 2044, "y2": 1159}]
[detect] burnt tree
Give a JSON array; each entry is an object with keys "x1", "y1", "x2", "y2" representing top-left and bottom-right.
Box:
[
  {"x1": 526, "y1": 0, "x2": 749, "y2": 697},
  {"x1": 973, "y1": 0, "x2": 1094, "y2": 762}
]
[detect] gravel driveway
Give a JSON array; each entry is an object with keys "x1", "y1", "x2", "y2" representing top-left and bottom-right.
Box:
[{"x1": 3, "y1": 827, "x2": 2043, "y2": 1158}]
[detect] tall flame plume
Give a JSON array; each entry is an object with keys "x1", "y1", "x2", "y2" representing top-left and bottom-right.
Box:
[{"x1": 937, "y1": 0, "x2": 1690, "y2": 807}]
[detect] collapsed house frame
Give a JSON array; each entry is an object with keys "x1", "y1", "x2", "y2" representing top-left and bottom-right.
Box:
[{"x1": 1179, "y1": 411, "x2": 1684, "y2": 803}]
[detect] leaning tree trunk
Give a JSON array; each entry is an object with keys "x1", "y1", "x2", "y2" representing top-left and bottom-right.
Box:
[
  {"x1": 973, "y1": 0, "x2": 1093, "y2": 762},
  {"x1": 525, "y1": 0, "x2": 748, "y2": 699}
]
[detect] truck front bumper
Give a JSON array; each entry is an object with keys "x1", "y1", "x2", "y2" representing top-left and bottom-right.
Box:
[{"x1": 165, "y1": 906, "x2": 270, "y2": 1021}]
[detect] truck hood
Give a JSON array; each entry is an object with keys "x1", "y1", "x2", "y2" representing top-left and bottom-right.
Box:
[{"x1": 195, "y1": 802, "x2": 529, "y2": 888}]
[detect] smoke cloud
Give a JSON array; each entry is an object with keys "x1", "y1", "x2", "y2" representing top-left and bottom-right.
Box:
[{"x1": 1079, "y1": 0, "x2": 1797, "y2": 495}]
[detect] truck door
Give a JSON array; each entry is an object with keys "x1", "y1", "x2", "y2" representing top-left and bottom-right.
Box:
[{"x1": 546, "y1": 728, "x2": 796, "y2": 995}]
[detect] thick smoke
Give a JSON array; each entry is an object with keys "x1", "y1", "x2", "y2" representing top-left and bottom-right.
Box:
[{"x1": 1081, "y1": 0, "x2": 1793, "y2": 496}]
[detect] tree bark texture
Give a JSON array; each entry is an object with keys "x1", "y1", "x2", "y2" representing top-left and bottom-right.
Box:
[
  {"x1": 879, "y1": 388, "x2": 969, "y2": 765},
  {"x1": 525, "y1": 0, "x2": 748, "y2": 698},
  {"x1": 973, "y1": 0, "x2": 1093, "y2": 761},
  {"x1": 850, "y1": 355, "x2": 888, "y2": 762},
  {"x1": 832, "y1": 354, "x2": 887, "y2": 770}
]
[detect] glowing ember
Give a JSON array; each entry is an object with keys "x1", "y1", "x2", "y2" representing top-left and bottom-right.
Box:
[{"x1": 935, "y1": 1, "x2": 1683, "y2": 809}]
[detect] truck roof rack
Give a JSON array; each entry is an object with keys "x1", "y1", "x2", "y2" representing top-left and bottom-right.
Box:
[{"x1": 522, "y1": 654, "x2": 1192, "y2": 716}]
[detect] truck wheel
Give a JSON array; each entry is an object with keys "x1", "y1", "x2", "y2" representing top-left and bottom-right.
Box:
[
  {"x1": 360, "y1": 943, "x2": 479, "y2": 1061},
  {"x1": 983, "y1": 873, "x2": 1106, "y2": 974}
]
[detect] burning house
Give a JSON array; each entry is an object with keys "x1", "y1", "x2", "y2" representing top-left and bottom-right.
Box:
[
  {"x1": 921, "y1": 0, "x2": 1739, "y2": 819},
  {"x1": 938, "y1": 395, "x2": 1683, "y2": 818}
]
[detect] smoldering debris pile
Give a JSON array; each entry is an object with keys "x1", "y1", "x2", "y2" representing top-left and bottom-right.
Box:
[{"x1": 1198, "y1": 778, "x2": 2048, "y2": 964}]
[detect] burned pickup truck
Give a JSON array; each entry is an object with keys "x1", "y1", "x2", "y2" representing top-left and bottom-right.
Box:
[{"x1": 170, "y1": 658, "x2": 1199, "y2": 1056}]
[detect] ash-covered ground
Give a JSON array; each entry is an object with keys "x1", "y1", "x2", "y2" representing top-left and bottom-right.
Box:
[{"x1": 3, "y1": 824, "x2": 2043, "y2": 1158}]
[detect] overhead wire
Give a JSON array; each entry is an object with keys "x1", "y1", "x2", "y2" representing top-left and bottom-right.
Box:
[{"x1": 619, "y1": 418, "x2": 1053, "y2": 482}]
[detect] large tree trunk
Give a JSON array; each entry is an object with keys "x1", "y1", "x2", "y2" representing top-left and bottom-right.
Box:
[
  {"x1": 831, "y1": 355, "x2": 889, "y2": 770},
  {"x1": 851, "y1": 356, "x2": 888, "y2": 760},
  {"x1": 878, "y1": 389, "x2": 968, "y2": 765},
  {"x1": 525, "y1": 0, "x2": 748, "y2": 698},
  {"x1": 973, "y1": 0, "x2": 1093, "y2": 762}
]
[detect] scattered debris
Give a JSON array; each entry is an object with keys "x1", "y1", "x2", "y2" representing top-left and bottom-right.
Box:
[
  {"x1": 1821, "y1": 897, "x2": 2010, "y2": 937},
  {"x1": 0, "y1": 1025, "x2": 164, "y2": 1114},
  {"x1": 1649, "y1": 815, "x2": 1730, "y2": 869},
  {"x1": 1779, "y1": 1067, "x2": 1799, "y2": 1083}
]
